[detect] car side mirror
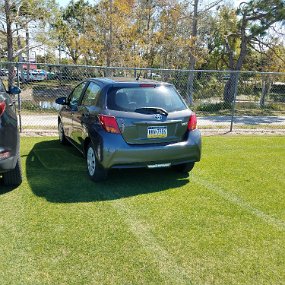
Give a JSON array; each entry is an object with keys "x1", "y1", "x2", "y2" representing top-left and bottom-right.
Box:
[
  {"x1": 9, "y1": 86, "x2": 21, "y2": 95},
  {"x1": 55, "y1": 97, "x2": 67, "y2": 105}
]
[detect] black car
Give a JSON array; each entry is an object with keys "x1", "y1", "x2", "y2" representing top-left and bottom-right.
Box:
[
  {"x1": 0, "y1": 80, "x2": 22, "y2": 186},
  {"x1": 56, "y1": 78, "x2": 201, "y2": 182}
]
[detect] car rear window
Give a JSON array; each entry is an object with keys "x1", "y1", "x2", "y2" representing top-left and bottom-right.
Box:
[{"x1": 107, "y1": 85, "x2": 187, "y2": 112}]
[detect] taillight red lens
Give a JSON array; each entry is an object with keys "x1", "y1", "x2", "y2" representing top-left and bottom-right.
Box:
[
  {"x1": 0, "y1": 150, "x2": 11, "y2": 160},
  {"x1": 0, "y1": 101, "x2": 6, "y2": 117},
  {"x1": 187, "y1": 113, "x2": 197, "y2": 131},
  {"x1": 98, "y1": 115, "x2": 120, "y2": 134},
  {"x1": 139, "y1": 84, "x2": 156, "y2": 88}
]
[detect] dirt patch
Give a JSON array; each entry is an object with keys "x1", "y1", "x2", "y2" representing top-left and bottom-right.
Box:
[
  {"x1": 20, "y1": 129, "x2": 58, "y2": 137},
  {"x1": 201, "y1": 128, "x2": 285, "y2": 136}
]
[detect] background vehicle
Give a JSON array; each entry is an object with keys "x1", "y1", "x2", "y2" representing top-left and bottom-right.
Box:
[
  {"x1": 56, "y1": 78, "x2": 201, "y2": 182},
  {"x1": 0, "y1": 80, "x2": 22, "y2": 186},
  {"x1": 19, "y1": 69, "x2": 46, "y2": 82}
]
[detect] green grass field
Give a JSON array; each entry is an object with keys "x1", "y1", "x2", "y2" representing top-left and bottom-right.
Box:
[{"x1": 0, "y1": 136, "x2": 284, "y2": 285}]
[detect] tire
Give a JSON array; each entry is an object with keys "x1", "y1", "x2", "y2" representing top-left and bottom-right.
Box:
[
  {"x1": 58, "y1": 120, "x2": 68, "y2": 145},
  {"x1": 3, "y1": 156, "x2": 22, "y2": 186},
  {"x1": 172, "y1": 162, "x2": 195, "y2": 174},
  {"x1": 86, "y1": 143, "x2": 107, "y2": 182}
]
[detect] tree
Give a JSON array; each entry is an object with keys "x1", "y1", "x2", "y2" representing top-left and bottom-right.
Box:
[
  {"x1": 0, "y1": 0, "x2": 56, "y2": 88},
  {"x1": 59, "y1": 0, "x2": 95, "y2": 64},
  {"x1": 216, "y1": 0, "x2": 285, "y2": 103},
  {"x1": 257, "y1": 44, "x2": 285, "y2": 106},
  {"x1": 185, "y1": 0, "x2": 223, "y2": 104},
  {"x1": 90, "y1": 0, "x2": 136, "y2": 69},
  {"x1": 157, "y1": 2, "x2": 191, "y2": 69},
  {"x1": 132, "y1": 0, "x2": 161, "y2": 68},
  {"x1": 50, "y1": 0, "x2": 95, "y2": 65}
]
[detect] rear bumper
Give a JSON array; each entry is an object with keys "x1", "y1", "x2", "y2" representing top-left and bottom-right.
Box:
[
  {"x1": 98, "y1": 129, "x2": 201, "y2": 169},
  {"x1": 0, "y1": 156, "x2": 17, "y2": 173},
  {"x1": 0, "y1": 117, "x2": 19, "y2": 173}
]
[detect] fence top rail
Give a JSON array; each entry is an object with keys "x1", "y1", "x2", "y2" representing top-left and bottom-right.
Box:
[{"x1": 1, "y1": 61, "x2": 285, "y2": 76}]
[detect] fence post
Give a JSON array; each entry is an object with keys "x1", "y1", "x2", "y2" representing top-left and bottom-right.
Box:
[
  {"x1": 230, "y1": 71, "x2": 240, "y2": 132},
  {"x1": 16, "y1": 62, "x2": 22, "y2": 133}
]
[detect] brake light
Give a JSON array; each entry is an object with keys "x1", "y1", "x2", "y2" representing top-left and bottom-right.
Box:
[
  {"x1": 98, "y1": 115, "x2": 120, "y2": 134},
  {"x1": 187, "y1": 113, "x2": 197, "y2": 131},
  {"x1": 0, "y1": 101, "x2": 6, "y2": 117},
  {"x1": 139, "y1": 84, "x2": 156, "y2": 88},
  {"x1": 0, "y1": 150, "x2": 11, "y2": 160}
]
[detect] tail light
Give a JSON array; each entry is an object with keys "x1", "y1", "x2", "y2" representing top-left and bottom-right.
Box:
[
  {"x1": 187, "y1": 113, "x2": 197, "y2": 131},
  {"x1": 139, "y1": 84, "x2": 156, "y2": 88},
  {"x1": 0, "y1": 101, "x2": 6, "y2": 117},
  {"x1": 0, "y1": 149, "x2": 11, "y2": 160},
  {"x1": 98, "y1": 114, "x2": 120, "y2": 134}
]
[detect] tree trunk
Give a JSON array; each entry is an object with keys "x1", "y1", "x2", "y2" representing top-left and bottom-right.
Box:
[
  {"x1": 106, "y1": 0, "x2": 113, "y2": 76},
  {"x1": 223, "y1": 72, "x2": 239, "y2": 104},
  {"x1": 26, "y1": 25, "x2": 31, "y2": 81},
  {"x1": 223, "y1": 15, "x2": 248, "y2": 104},
  {"x1": 186, "y1": 0, "x2": 199, "y2": 105},
  {"x1": 187, "y1": 69, "x2": 195, "y2": 105},
  {"x1": 260, "y1": 76, "x2": 271, "y2": 107},
  {"x1": 16, "y1": 24, "x2": 24, "y2": 82},
  {"x1": 5, "y1": 0, "x2": 14, "y2": 90}
]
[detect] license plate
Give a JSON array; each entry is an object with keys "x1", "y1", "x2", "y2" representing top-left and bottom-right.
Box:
[{"x1": 147, "y1": 126, "x2": 167, "y2": 138}]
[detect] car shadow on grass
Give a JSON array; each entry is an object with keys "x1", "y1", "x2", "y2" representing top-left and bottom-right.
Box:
[
  {"x1": 0, "y1": 179, "x2": 18, "y2": 195},
  {"x1": 26, "y1": 139, "x2": 189, "y2": 203}
]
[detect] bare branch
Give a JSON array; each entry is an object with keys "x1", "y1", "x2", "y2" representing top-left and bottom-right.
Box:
[
  {"x1": 201, "y1": 0, "x2": 223, "y2": 13},
  {"x1": 224, "y1": 36, "x2": 234, "y2": 68},
  {"x1": 271, "y1": 25, "x2": 285, "y2": 36},
  {"x1": 11, "y1": 25, "x2": 24, "y2": 34},
  {"x1": 0, "y1": 21, "x2": 6, "y2": 33},
  {"x1": 13, "y1": 44, "x2": 43, "y2": 58},
  {"x1": 249, "y1": 38, "x2": 285, "y2": 64}
]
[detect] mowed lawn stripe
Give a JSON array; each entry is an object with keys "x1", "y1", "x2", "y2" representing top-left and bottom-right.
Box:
[
  {"x1": 0, "y1": 136, "x2": 284, "y2": 284},
  {"x1": 192, "y1": 174, "x2": 285, "y2": 231},
  {"x1": 122, "y1": 173, "x2": 285, "y2": 284},
  {"x1": 1, "y1": 138, "x2": 167, "y2": 284},
  {"x1": 198, "y1": 136, "x2": 285, "y2": 221},
  {"x1": 111, "y1": 196, "x2": 193, "y2": 284}
]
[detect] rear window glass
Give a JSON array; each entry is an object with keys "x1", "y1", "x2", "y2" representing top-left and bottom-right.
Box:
[{"x1": 107, "y1": 86, "x2": 187, "y2": 112}]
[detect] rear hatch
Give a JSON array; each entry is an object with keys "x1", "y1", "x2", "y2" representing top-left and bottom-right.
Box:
[{"x1": 106, "y1": 83, "x2": 191, "y2": 145}]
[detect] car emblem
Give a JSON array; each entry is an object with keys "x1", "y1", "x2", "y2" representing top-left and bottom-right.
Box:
[{"x1": 154, "y1": 114, "x2": 163, "y2": 120}]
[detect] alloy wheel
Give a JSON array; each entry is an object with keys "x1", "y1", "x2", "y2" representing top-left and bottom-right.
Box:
[{"x1": 87, "y1": 146, "x2": 96, "y2": 176}]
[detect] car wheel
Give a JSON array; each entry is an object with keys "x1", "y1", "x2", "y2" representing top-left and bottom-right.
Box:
[
  {"x1": 172, "y1": 162, "x2": 195, "y2": 173},
  {"x1": 3, "y1": 155, "x2": 22, "y2": 186},
  {"x1": 58, "y1": 121, "x2": 68, "y2": 144},
  {"x1": 86, "y1": 143, "x2": 107, "y2": 182}
]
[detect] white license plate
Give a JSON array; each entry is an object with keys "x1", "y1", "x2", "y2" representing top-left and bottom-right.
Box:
[{"x1": 147, "y1": 126, "x2": 167, "y2": 138}]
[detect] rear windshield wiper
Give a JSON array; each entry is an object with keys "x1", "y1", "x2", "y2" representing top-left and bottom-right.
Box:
[{"x1": 135, "y1": 107, "x2": 168, "y2": 116}]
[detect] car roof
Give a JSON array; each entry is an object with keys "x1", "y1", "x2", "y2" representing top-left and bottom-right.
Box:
[{"x1": 89, "y1": 77, "x2": 172, "y2": 86}]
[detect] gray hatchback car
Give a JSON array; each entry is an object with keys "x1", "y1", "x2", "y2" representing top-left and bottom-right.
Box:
[{"x1": 56, "y1": 78, "x2": 201, "y2": 181}]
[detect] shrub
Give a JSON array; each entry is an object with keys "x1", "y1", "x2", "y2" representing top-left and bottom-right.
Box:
[{"x1": 195, "y1": 102, "x2": 231, "y2": 112}]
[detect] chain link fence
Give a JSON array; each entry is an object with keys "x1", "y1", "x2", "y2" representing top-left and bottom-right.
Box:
[{"x1": 1, "y1": 62, "x2": 285, "y2": 133}]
